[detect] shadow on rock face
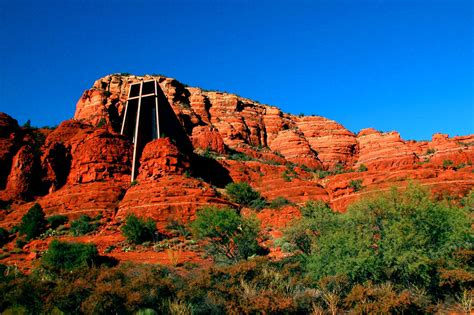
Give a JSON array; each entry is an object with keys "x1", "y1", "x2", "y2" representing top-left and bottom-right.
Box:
[
  {"x1": 190, "y1": 155, "x2": 233, "y2": 188},
  {"x1": 156, "y1": 86, "x2": 194, "y2": 155}
]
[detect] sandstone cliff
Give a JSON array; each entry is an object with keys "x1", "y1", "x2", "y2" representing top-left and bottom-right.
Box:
[{"x1": 0, "y1": 73, "x2": 472, "y2": 269}]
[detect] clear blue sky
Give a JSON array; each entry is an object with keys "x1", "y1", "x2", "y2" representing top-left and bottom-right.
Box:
[{"x1": 0, "y1": 0, "x2": 472, "y2": 140}]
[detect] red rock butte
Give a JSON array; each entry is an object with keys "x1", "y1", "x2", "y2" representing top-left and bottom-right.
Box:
[{"x1": 0, "y1": 73, "x2": 473, "y2": 267}]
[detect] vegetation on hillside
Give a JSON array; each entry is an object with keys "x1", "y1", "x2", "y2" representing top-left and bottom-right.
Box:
[
  {"x1": 191, "y1": 207, "x2": 262, "y2": 263},
  {"x1": 0, "y1": 186, "x2": 472, "y2": 314},
  {"x1": 121, "y1": 214, "x2": 158, "y2": 244},
  {"x1": 225, "y1": 182, "x2": 267, "y2": 210},
  {"x1": 18, "y1": 203, "x2": 47, "y2": 241}
]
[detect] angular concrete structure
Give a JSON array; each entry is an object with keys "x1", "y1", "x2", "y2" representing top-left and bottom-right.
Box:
[{"x1": 121, "y1": 80, "x2": 160, "y2": 181}]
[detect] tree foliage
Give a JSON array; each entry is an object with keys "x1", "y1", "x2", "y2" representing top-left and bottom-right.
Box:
[
  {"x1": 225, "y1": 182, "x2": 266, "y2": 210},
  {"x1": 121, "y1": 214, "x2": 157, "y2": 244},
  {"x1": 190, "y1": 207, "x2": 261, "y2": 263},
  {"x1": 18, "y1": 203, "x2": 47, "y2": 241},
  {"x1": 47, "y1": 215, "x2": 68, "y2": 230},
  {"x1": 283, "y1": 200, "x2": 335, "y2": 255},
  {"x1": 305, "y1": 185, "x2": 472, "y2": 291},
  {"x1": 41, "y1": 240, "x2": 98, "y2": 273},
  {"x1": 70, "y1": 215, "x2": 99, "y2": 236}
]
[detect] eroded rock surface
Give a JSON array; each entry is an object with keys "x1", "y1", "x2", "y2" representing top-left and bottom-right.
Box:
[{"x1": 0, "y1": 73, "x2": 473, "y2": 269}]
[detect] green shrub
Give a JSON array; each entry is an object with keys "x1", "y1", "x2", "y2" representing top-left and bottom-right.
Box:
[
  {"x1": 249, "y1": 198, "x2": 267, "y2": 211},
  {"x1": 70, "y1": 215, "x2": 99, "y2": 236},
  {"x1": 300, "y1": 200, "x2": 333, "y2": 219},
  {"x1": 348, "y1": 179, "x2": 363, "y2": 192},
  {"x1": 0, "y1": 227, "x2": 9, "y2": 247},
  {"x1": 228, "y1": 152, "x2": 253, "y2": 161},
  {"x1": 306, "y1": 185, "x2": 473, "y2": 292},
  {"x1": 23, "y1": 119, "x2": 32, "y2": 128},
  {"x1": 426, "y1": 148, "x2": 436, "y2": 155},
  {"x1": 315, "y1": 169, "x2": 332, "y2": 179},
  {"x1": 282, "y1": 171, "x2": 292, "y2": 182},
  {"x1": 358, "y1": 164, "x2": 368, "y2": 172},
  {"x1": 225, "y1": 182, "x2": 266, "y2": 210},
  {"x1": 104, "y1": 245, "x2": 116, "y2": 254},
  {"x1": 166, "y1": 220, "x2": 191, "y2": 238},
  {"x1": 47, "y1": 215, "x2": 68, "y2": 230},
  {"x1": 201, "y1": 147, "x2": 219, "y2": 159},
  {"x1": 18, "y1": 203, "x2": 47, "y2": 241},
  {"x1": 190, "y1": 207, "x2": 261, "y2": 263},
  {"x1": 283, "y1": 201, "x2": 336, "y2": 255},
  {"x1": 333, "y1": 163, "x2": 346, "y2": 174},
  {"x1": 269, "y1": 197, "x2": 292, "y2": 209},
  {"x1": 121, "y1": 214, "x2": 157, "y2": 244},
  {"x1": 41, "y1": 240, "x2": 98, "y2": 272},
  {"x1": 443, "y1": 159, "x2": 454, "y2": 169}
]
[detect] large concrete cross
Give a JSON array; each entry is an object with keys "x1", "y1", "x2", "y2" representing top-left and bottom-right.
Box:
[{"x1": 120, "y1": 80, "x2": 161, "y2": 181}]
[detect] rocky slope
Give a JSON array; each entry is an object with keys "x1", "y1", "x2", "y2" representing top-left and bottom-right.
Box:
[{"x1": 0, "y1": 73, "x2": 473, "y2": 270}]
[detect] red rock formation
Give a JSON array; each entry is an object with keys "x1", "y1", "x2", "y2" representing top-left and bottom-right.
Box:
[
  {"x1": 117, "y1": 138, "x2": 230, "y2": 228},
  {"x1": 66, "y1": 128, "x2": 132, "y2": 184},
  {"x1": 0, "y1": 73, "x2": 473, "y2": 269},
  {"x1": 4, "y1": 145, "x2": 37, "y2": 198},
  {"x1": 222, "y1": 160, "x2": 329, "y2": 204},
  {"x1": 70, "y1": 74, "x2": 474, "y2": 215},
  {"x1": 296, "y1": 116, "x2": 357, "y2": 168},
  {"x1": 356, "y1": 128, "x2": 419, "y2": 171},
  {"x1": 138, "y1": 138, "x2": 189, "y2": 179},
  {"x1": 268, "y1": 129, "x2": 322, "y2": 168},
  {"x1": 191, "y1": 126, "x2": 226, "y2": 154}
]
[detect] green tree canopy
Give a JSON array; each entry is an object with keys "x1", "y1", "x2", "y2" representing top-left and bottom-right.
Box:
[
  {"x1": 121, "y1": 214, "x2": 157, "y2": 244},
  {"x1": 18, "y1": 203, "x2": 47, "y2": 241},
  {"x1": 190, "y1": 206, "x2": 261, "y2": 263},
  {"x1": 41, "y1": 240, "x2": 98, "y2": 273},
  {"x1": 225, "y1": 182, "x2": 266, "y2": 210},
  {"x1": 304, "y1": 185, "x2": 473, "y2": 291}
]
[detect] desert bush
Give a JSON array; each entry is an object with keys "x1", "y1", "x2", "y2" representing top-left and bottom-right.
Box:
[
  {"x1": 348, "y1": 179, "x2": 363, "y2": 191},
  {"x1": 190, "y1": 207, "x2": 261, "y2": 263},
  {"x1": 228, "y1": 152, "x2": 254, "y2": 161},
  {"x1": 18, "y1": 203, "x2": 47, "y2": 241},
  {"x1": 426, "y1": 148, "x2": 436, "y2": 155},
  {"x1": 314, "y1": 169, "x2": 332, "y2": 179},
  {"x1": 80, "y1": 263, "x2": 177, "y2": 314},
  {"x1": 248, "y1": 198, "x2": 267, "y2": 211},
  {"x1": 47, "y1": 215, "x2": 68, "y2": 230},
  {"x1": 282, "y1": 170, "x2": 292, "y2": 182},
  {"x1": 344, "y1": 281, "x2": 413, "y2": 313},
  {"x1": 306, "y1": 185, "x2": 472, "y2": 293},
  {"x1": 41, "y1": 240, "x2": 99, "y2": 273},
  {"x1": 225, "y1": 182, "x2": 266, "y2": 210},
  {"x1": 179, "y1": 257, "x2": 314, "y2": 314},
  {"x1": 121, "y1": 214, "x2": 157, "y2": 244},
  {"x1": 283, "y1": 201, "x2": 336, "y2": 255},
  {"x1": 443, "y1": 159, "x2": 454, "y2": 169},
  {"x1": 269, "y1": 196, "x2": 292, "y2": 209},
  {"x1": 70, "y1": 215, "x2": 99, "y2": 236},
  {"x1": 166, "y1": 220, "x2": 191, "y2": 238},
  {"x1": 0, "y1": 275, "x2": 46, "y2": 314},
  {"x1": 358, "y1": 164, "x2": 368, "y2": 172}
]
